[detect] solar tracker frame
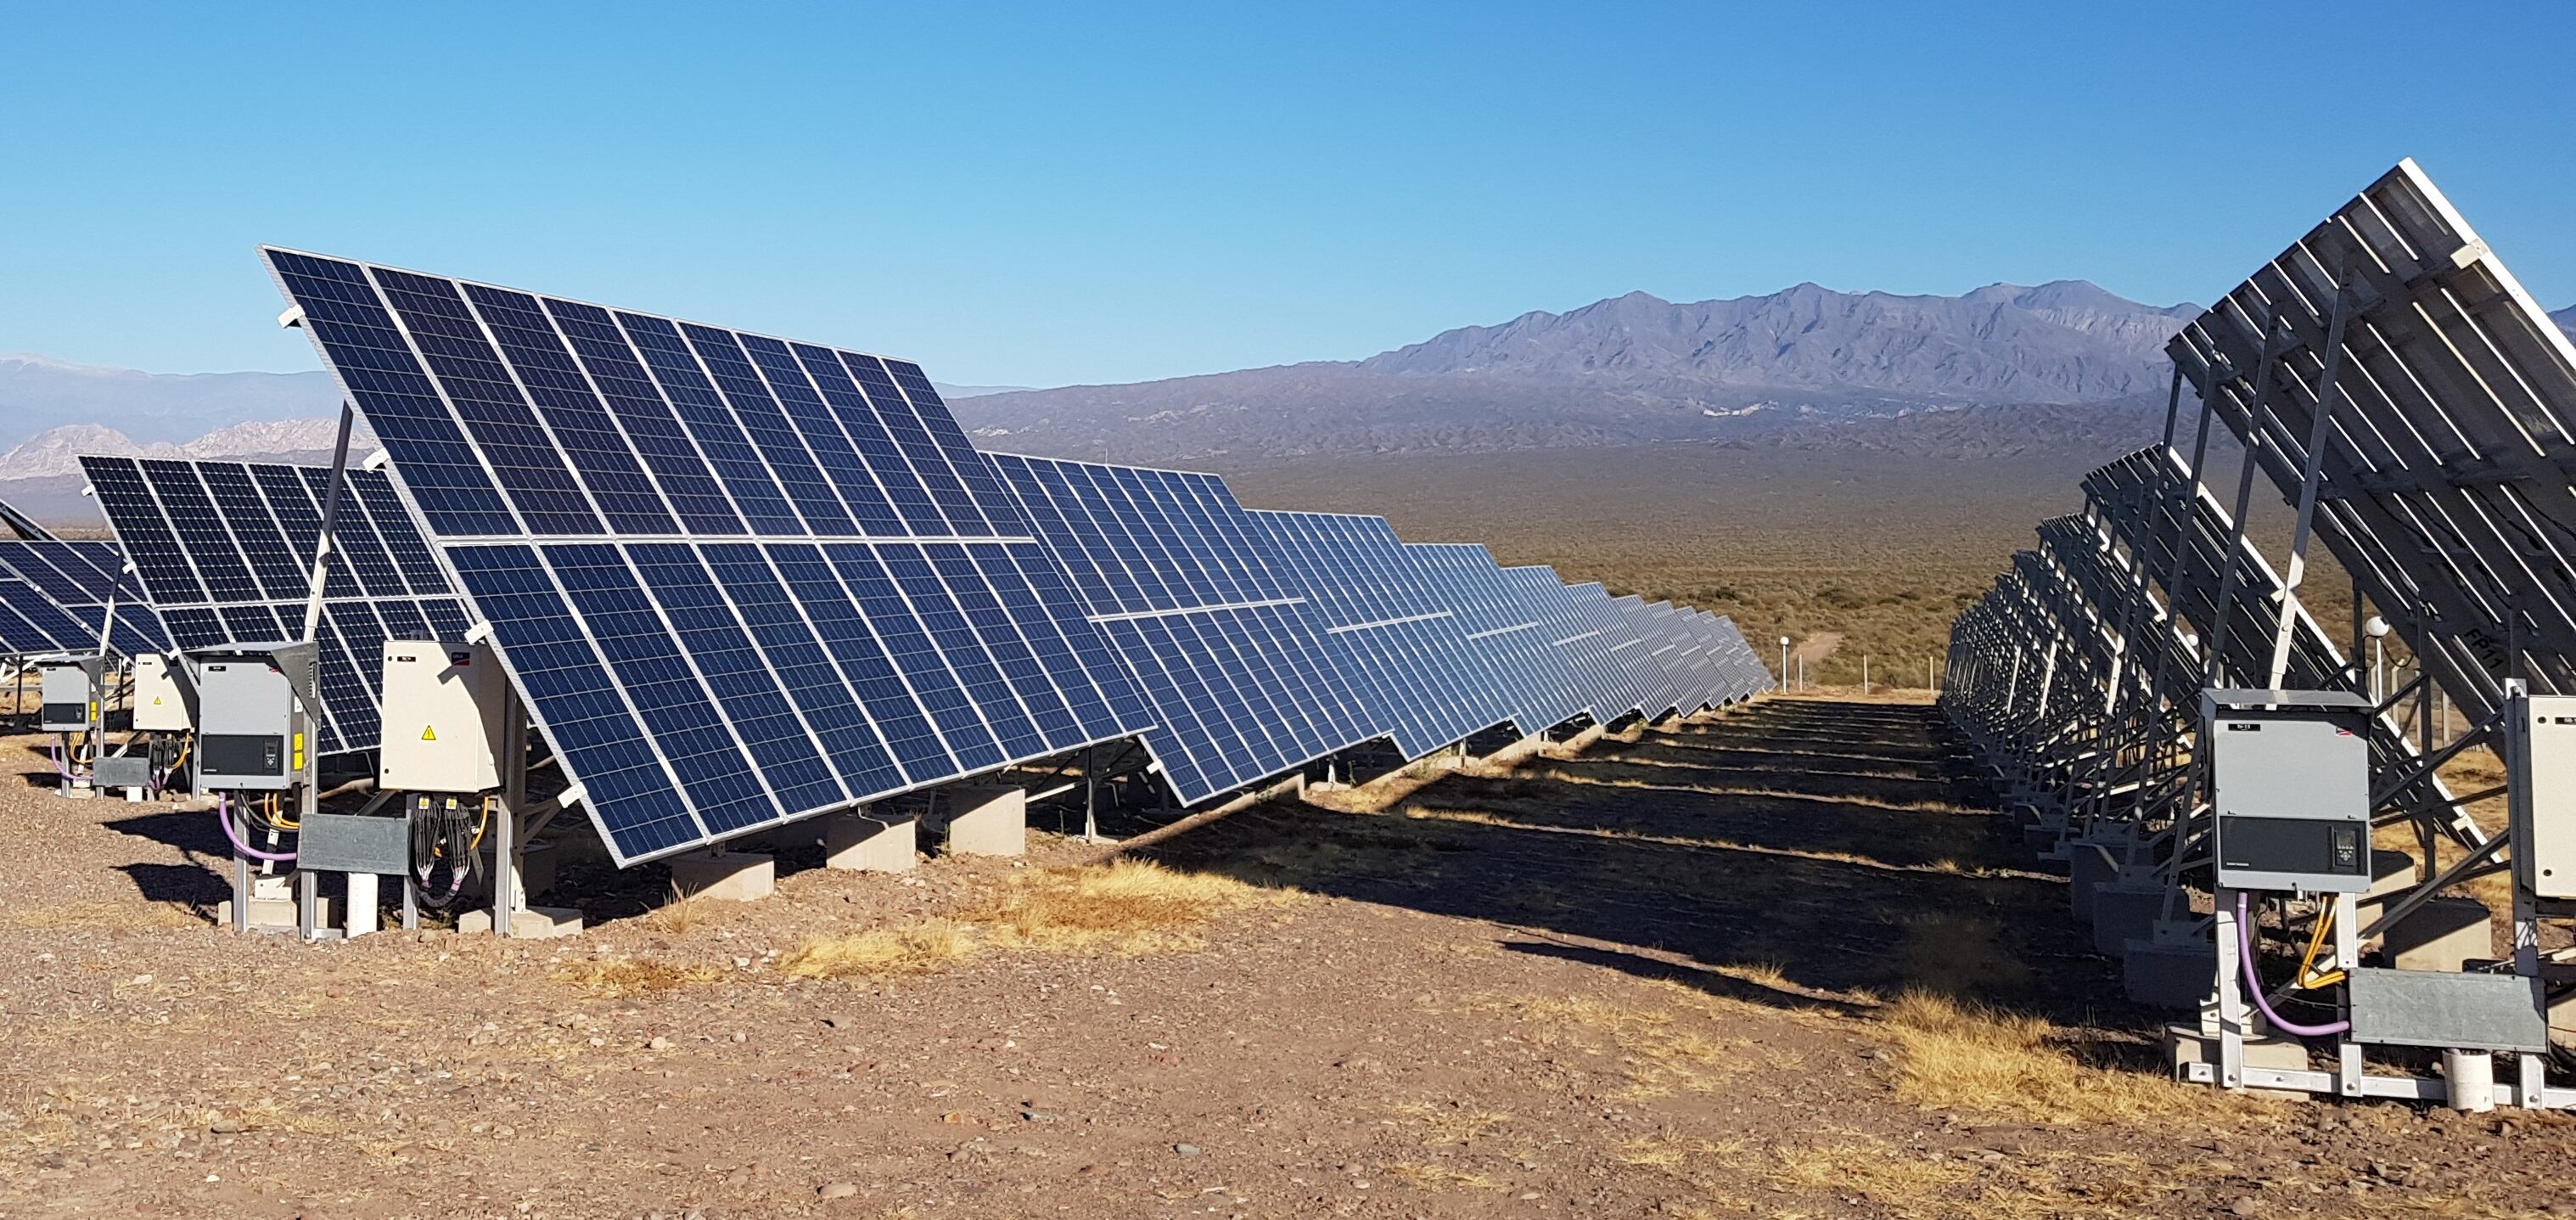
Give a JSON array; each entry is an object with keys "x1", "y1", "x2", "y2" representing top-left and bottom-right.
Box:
[{"x1": 2164, "y1": 158, "x2": 2576, "y2": 725}]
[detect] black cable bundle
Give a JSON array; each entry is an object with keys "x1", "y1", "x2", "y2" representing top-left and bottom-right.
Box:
[{"x1": 406, "y1": 798, "x2": 487, "y2": 911}]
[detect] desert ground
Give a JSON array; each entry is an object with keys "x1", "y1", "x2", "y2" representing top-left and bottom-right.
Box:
[{"x1": 2, "y1": 695, "x2": 2566, "y2": 1220}]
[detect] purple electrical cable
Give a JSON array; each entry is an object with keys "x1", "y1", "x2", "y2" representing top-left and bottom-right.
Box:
[
  {"x1": 2236, "y1": 891, "x2": 2350, "y2": 1037},
  {"x1": 49, "y1": 735, "x2": 76, "y2": 783},
  {"x1": 216, "y1": 795, "x2": 297, "y2": 863}
]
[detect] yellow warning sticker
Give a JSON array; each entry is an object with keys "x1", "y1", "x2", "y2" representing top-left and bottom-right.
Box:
[{"x1": 422, "y1": 726, "x2": 438, "y2": 741}]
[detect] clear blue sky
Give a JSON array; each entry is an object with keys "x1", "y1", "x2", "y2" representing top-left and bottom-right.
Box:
[{"x1": 4, "y1": 3, "x2": 2570, "y2": 386}]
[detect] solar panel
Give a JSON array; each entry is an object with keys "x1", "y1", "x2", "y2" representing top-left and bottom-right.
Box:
[
  {"x1": 78, "y1": 456, "x2": 469, "y2": 756},
  {"x1": 265, "y1": 250, "x2": 1151, "y2": 863},
  {"x1": 0, "y1": 539, "x2": 172, "y2": 658},
  {"x1": 1251, "y1": 512, "x2": 1497, "y2": 758},
  {"x1": 1707, "y1": 615, "x2": 1768, "y2": 703},
  {"x1": 985, "y1": 453, "x2": 1371, "y2": 804},
  {"x1": 1498, "y1": 565, "x2": 1640, "y2": 725},
  {"x1": 1404, "y1": 543, "x2": 1585, "y2": 736},
  {"x1": 1560, "y1": 582, "x2": 1658, "y2": 722}
]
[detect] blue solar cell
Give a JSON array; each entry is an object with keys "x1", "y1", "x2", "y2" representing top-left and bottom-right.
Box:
[
  {"x1": 925, "y1": 544, "x2": 1085, "y2": 748},
  {"x1": 542, "y1": 298, "x2": 745, "y2": 536},
  {"x1": 140, "y1": 461, "x2": 261, "y2": 603},
  {"x1": 460, "y1": 284, "x2": 679, "y2": 536},
  {"x1": 372, "y1": 268, "x2": 603, "y2": 537},
  {"x1": 766, "y1": 543, "x2": 954, "y2": 780},
  {"x1": 843, "y1": 355, "x2": 990, "y2": 534},
  {"x1": 81, "y1": 460, "x2": 200, "y2": 604},
  {"x1": 697, "y1": 544, "x2": 906, "y2": 798},
  {"x1": 878, "y1": 544, "x2": 1044, "y2": 759},
  {"x1": 822, "y1": 544, "x2": 1006, "y2": 773},
  {"x1": 449, "y1": 545, "x2": 705, "y2": 858},
  {"x1": 677, "y1": 323, "x2": 857, "y2": 537},
  {"x1": 628, "y1": 543, "x2": 845, "y2": 821},
  {"x1": 544, "y1": 543, "x2": 780, "y2": 835},
  {"x1": 617, "y1": 313, "x2": 804, "y2": 535},
  {"x1": 349, "y1": 469, "x2": 453, "y2": 595},
  {"x1": 735, "y1": 335, "x2": 906, "y2": 536},
  {"x1": 297, "y1": 467, "x2": 409, "y2": 599}
]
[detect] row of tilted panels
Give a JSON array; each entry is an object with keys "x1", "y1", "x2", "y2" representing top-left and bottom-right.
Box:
[{"x1": 28, "y1": 248, "x2": 1771, "y2": 866}]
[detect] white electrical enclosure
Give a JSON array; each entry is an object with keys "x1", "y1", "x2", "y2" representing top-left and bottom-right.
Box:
[{"x1": 379, "y1": 640, "x2": 506, "y2": 794}]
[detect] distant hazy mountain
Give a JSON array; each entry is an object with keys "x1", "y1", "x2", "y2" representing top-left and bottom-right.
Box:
[
  {"x1": 0, "y1": 354, "x2": 341, "y2": 451},
  {"x1": 951, "y1": 281, "x2": 2197, "y2": 463},
  {"x1": 2553, "y1": 305, "x2": 2576, "y2": 343},
  {"x1": 0, "y1": 418, "x2": 377, "y2": 480}
]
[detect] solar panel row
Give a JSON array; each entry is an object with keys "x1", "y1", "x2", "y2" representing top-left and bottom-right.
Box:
[
  {"x1": 263, "y1": 250, "x2": 1152, "y2": 864},
  {"x1": 0, "y1": 539, "x2": 170, "y2": 658},
  {"x1": 77, "y1": 457, "x2": 471, "y2": 756},
  {"x1": 260, "y1": 249, "x2": 1770, "y2": 865}
]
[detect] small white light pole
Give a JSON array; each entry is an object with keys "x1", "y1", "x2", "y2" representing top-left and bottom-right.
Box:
[
  {"x1": 1779, "y1": 636, "x2": 1790, "y2": 690},
  {"x1": 1863, "y1": 655, "x2": 1871, "y2": 696},
  {"x1": 2364, "y1": 615, "x2": 2390, "y2": 701}
]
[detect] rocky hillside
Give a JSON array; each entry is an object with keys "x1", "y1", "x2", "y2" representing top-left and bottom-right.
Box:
[{"x1": 951, "y1": 281, "x2": 2199, "y2": 463}]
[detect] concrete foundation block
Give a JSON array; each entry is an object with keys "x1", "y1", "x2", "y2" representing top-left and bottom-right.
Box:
[
  {"x1": 217, "y1": 895, "x2": 333, "y2": 930},
  {"x1": 942, "y1": 785, "x2": 1026, "y2": 857},
  {"x1": 2384, "y1": 897, "x2": 2493, "y2": 973},
  {"x1": 2067, "y1": 841, "x2": 2124, "y2": 924},
  {"x1": 2549, "y1": 987, "x2": 2576, "y2": 1049},
  {"x1": 670, "y1": 851, "x2": 777, "y2": 902},
  {"x1": 823, "y1": 811, "x2": 917, "y2": 873},
  {"x1": 2164, "y1": 1024, "x2": 2312, "y2": 1091},
  {"x1": 2090, "y1": 882, "x2": 2168, "y2": 958},
  {"x1": 2124, "y1": 936, "x2": 2215, "y2": 1009},
  {"x1": 2355, "y1": 849, "x2": 2421, "y2": 929},
  {"x1": 457, "y1": 905, "x2": 585, "y2": 938}
]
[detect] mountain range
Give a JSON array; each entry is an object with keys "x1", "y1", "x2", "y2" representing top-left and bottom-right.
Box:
[
  {"x1": 945, "y1": 280, "x2": 2197, "y2": 462},
  {"x1": 5, "y1": 286, "x2": 2569, "y2": 522}
]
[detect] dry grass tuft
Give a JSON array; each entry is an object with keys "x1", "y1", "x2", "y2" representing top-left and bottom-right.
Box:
[
  {"x1": 1878, "y1": 991, "x2": 2249, "y2": 1126},
  {"x1": 1480, "y1": 988, "x2": 1740, "y2": 1099},
  {"x1": 643, "y1": 885, "x2": 705, "y2": 935},
  {"x1": 0, "y1": 901, "x2": 201, "y2": 930},
  {"x1": 780, "y1": 860, "x2": 1271, "y2": 982},
  {"x1": 1393, "y1": 1101, "x2": 1512, "y2": 1145},
  {"x1": 780, "y1": 919, "x2": 976, "y2": 980},
  {"x1": 551, "y1": 958, "x2": 724, "y2": 995},
  {"x1": 1767, "y1": 1136, "x2": 1978, "y2": 1208},
  {"x1": 964, "y1": 858, "x2": 1271, "y2": 953}
]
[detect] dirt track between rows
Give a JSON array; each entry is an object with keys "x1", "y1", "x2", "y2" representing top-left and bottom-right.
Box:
[{"x1": 0, "y1": 699, "x2": 2560, "y2": 1218}]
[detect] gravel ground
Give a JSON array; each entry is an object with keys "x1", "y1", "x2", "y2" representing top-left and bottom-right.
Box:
[{"x1": 0, "y1": 700, "x2": 2566, "y2": 1219}]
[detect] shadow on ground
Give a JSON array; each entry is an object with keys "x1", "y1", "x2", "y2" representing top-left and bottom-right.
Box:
[{"x1": 1141, "y1": 700, "x2": 2130, "y2": 1028}]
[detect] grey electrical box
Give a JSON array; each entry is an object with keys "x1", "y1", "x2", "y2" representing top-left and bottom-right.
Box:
[
  {"x1": 94, "y1": 754, "x2": 154, "y2": 792},
  {"x1": 193, "y1": 644, "x2": 314, "y2": 793},
  {"x1": 298, "y1": 812, "x2": 412, "y2": 874},
  {"x1": 36, "y1": 655, "x2": 103, "y2": 733},
  {"x1": 2508, "y1": 692, "x2": 2576, "y2": 901},
  {"x1": 2202, "y1": 689, "x2": 2372, "y2": 893}
]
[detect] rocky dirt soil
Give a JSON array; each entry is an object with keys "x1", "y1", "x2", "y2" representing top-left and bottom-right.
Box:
[{"x1": 0, "y1": 699, "x2": 2566, "y2": 1219}]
